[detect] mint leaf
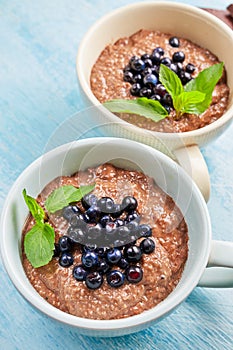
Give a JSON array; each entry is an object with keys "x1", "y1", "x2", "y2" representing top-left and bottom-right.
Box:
[
  {"x1": 45, "y1": 184, "x2": 95, "y2": 213},
  {"x1": 159, "y1": 64, "x2": 183, "y2": 99},
  {"x1": 23, "y1": 189, "x2": 45, "y2": 225},
  {"x1": 24, "y1": 222, "x2": 55, "y2": 268},
  {"x1": 103, "y1": 97, "x2": 168, "y2": 122},
  {"x1": 184, "y1": 62, "x2": 224, "y2": 113},
  {"x1": 173, "y1": 91, "x2": 206, "y2": 115}
]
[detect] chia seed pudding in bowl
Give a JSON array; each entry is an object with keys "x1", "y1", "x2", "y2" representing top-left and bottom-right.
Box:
[
  {"x1": 1, "y1": 137, "x2": 233, "y2": 337},
  {"x1": 77, "y1": 1, "x2": 233, "y2": 201}
]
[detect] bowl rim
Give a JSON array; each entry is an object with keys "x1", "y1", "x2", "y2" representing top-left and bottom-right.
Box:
[
  {"x1": 76, "y1": 1, "x2": 233, "y2": 141},
  {"x1": 0, "y1": 137, "x2": 212, "y2": 331}
]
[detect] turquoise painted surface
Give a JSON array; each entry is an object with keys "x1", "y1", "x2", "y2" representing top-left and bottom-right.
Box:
[{"x1": 0, "y1": 0, "x2": 232, "y2": 349}]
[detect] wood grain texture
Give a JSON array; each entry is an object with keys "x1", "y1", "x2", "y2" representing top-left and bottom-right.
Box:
[{"x1": 0, "y1": 0, "x2": 232, "y2": 349}]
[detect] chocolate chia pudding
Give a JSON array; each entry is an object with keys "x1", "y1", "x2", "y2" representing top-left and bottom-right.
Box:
[
  {"x1": 22, "y1": 163, "x2": 188, "y2": 320},
  {"x1": 90, "y1": 29, "x2": 230, "y2": 133}
]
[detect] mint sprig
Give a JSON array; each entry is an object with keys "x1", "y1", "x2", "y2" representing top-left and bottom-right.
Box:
[
  {"x1": 103, "y1": 97, "x2": 168, "y2": 122},
  {"x1": 45, "y1": 184, "x2": 95, "y2": 213},
  {"x1": 23, "y1": 189, "x2": 55, "y2": 268},
  {"x1": 184, "y1": 62, "x2": 224, "y2": 113},
  {"x1": 23, "y1": 184, "x2": 95, "y2": 268},
  {"x1": 103, "y1": 62, "x2": 224, "y2": 121}
]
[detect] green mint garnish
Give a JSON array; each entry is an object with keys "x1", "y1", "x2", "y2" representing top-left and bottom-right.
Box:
[
  {"x1": 103, "y1": 62, "x2": 224, "y2": 121},
  {"x1": 24, "y1": 222, "x2": 55, "y2": 268},
  {"x1": 184, "y1": 62, "x2": 224, "y2": 114},
  {"x1": 23, "y1": 189, "x2": 55, "y2": 268},
  {"x1": 23, "y1": 184, "x2": 95, "y2": 268},
  {"x1": 45, "y1": 184, "x2": 95, "y2": 213},
  {"x1": 159, "y1": 63, "x2": 223, "y2": 116},
  {"x1": 103, "y1": 97, "x2": 168, "y2": 122},
  {"x1": 23, "y1": 189, "x2": 45, "y2": 225}
]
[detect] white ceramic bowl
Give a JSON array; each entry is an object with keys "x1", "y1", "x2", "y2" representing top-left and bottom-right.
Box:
[
  {"x1": 77, "y1": 1, "x2": 233, "y2": 201},
  {"x1": 1, "y1": 137, "x2": 233, "y2": 337}
]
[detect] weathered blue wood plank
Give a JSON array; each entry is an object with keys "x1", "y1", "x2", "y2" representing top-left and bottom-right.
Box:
[{"x1": 0, "y1": 0, "x2": 232, "y2": 349}]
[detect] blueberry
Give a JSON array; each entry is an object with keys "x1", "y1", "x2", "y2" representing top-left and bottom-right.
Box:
[
  {"x1": 58, "y1": 235, "x2": 72, "y2": 252},
  {"x1": 98, "y1": 197, "x2": 115, "y2": 213},
  {"x1": 126, "y1": 220, "x2": 139, "y2": 234},
  {"x1": 97, "y1": 259, "x2": 111, "y2": 274},
  {"x1": 131, "y1": 58, "x2": 146, "y2": 72},
  {"x1": 105, "y1": 221, "x2": 117, "y2": 233},
  {"x1": 87, "y1": 223, "x2": 102, "y2": 240},
  {"x1": 179, "y1": 71, "x2": 192, "y2": 85},
  {"x1": 170, "y1": 63, "x2": 178, "y2": 74},
  {"x1": 133, "y1": 73, "x2": 143, "y2": 83},
  {"x1": 115, "y1": 218, "x2": 124, "y2": 227},
  {"x1": 106, "y1": 248, "x2": 122, "y2": 264},
  {"x1": 99, "y1": 214, "x2": 111, "y2": 228},
  {"x1": 143, "y1": 68, "x2": 154, "y2": 77},
  {"x1": 153, "y1": 47, "x2": 164, "y2": 56},
  {"x1": 123, "y1": 70, "x2": 134, "y2": 83},
  {"x1": 125, "y1": 265, "x2": 143, "y2": 283},
  {"x1": 151, "y1": 66, "x2": 160, "y2": 76},
  {"x1": 85, "y1": 205, "x2": 101, "y2": 223},
  {"x1": 111, "y1": 203, "x2": 123, "y2": 218},
  {"x1": 150, "y1": 52, "x2": 161, "y2": 65},
  {"x1": 113, "y1": 239, "x2": 125, "y2": 249},
  {"x1": 160, "y1": 57, "x2": 172, "y2": 66},
  {"x1": 138, "y1": 224, "x2": 152, "y2": 237},
  {"x1": 62, "y1": 205, "x2": 76, "y2": 221},
  {"x1": 129, "y1": 55, "x2": 138, "y2": 65},
  {"x1": 107, "y1": 270, "x2": 125, "y2": 288},
  {"x1": 73, "y1": 265, "x2": 87, "y2": 281},
  {"x1": 105, "y1": 221, "x2": 117, "y2": 243},
  {"x1": 95, "y1": 246, "x2": 107, "y2": 257},
  {"x1": 70, "y1": 214, "x2": 86, "y2": 229},
  {"x1": 126, "y1": 211, "x2": 140, "y2": 223},
  {"x1": 141, "y1": 53, "x2": 150, "y2": 61},
  {"x1": 176, "y1": 62, "x2": 183, "y2": 72},
  {"x1": 117, "y1": 257, "x2": 129, "y2": 269},
  {"x1": 154, "y1": 83, "x2": 167, "y2": 97},
  {"x1": 172, "y1": 51, "x2": 185, "y2": 63},
  {"x1": 186, "y1": 63, "x2": 196, "y2": 74},
  {"x1": 130, "y1": 83, "x2": 141, "y2": 96},
  {"x1": 140, "y1": 238, "x2": 156, "y2": 254},
  {"x1": 124, "y1": 245, "x2": 142, "y2": 262},
  {"x1": 82, "y1": 244, "x2": 97, "y2": 253},
  {"x1": 150, "y1": 94, "x2": 161, "y2": 102},
  {"x1": 82, "y1": 193, "x2": 97, "y2": 210},
  {"x1": 117, "y1": 225, "x2": 130, "y2": 238},
  {"x1": 143, "y1": 74, "x2": 158, "y2": 87},
  {"x1": 59, "y1": 252, "x2": 74, "y2": 267},
  {"x1": 144, "y1": 58, "x2": 153, "y2": 68},
  {"x1": 121, "y1": 196, "x2": 138, "y2": 212},
  {"x1": 161, "y1": 93, "x2": 173, "y2": 107},
  {"x1": 164, "y1": 105, "x2": 172, "y2": 114},
  {"x1": 85, "y1": 271, "x2": 103, "y2": 289},
  {"x1": 139, "y1": 87, "x2": 152, "y2": 98},
  {"x1": 169, "y1": 37, "x2": 180, "y2": 47},
  {"x1": 67, "y1": 227, "x2": 85, "y2": 244},
  {"x1": 82, "y1": 251, "x2": 99, "y2": 269}
]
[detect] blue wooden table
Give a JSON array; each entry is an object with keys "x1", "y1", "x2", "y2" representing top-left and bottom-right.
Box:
[{"x1": 0, "y1": 0, "x2": 232, "y2": 349}]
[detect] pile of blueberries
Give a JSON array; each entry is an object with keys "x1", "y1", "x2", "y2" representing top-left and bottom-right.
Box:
[
  {"x1": 123, "y1": 36, "x2": 196, "y2": 112},
  {"x1": 54, "y1": 194, "x2": 155, "y2": 290}
]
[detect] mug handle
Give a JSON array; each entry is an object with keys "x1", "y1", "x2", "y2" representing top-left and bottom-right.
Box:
[
  {"x1": 174, "y1": 144, "x2": 210, "y2": 202},
  {"x1": 198, "y1": 240, "x2": 233, "y2": 288}
]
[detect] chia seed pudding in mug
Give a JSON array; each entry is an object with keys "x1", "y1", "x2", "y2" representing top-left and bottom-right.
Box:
[
  {"x1": 22, "y1": 163, "x2": 188, "y2": 320},
  {"x1": 90, "y1": 30, "x2": 229, "y2": 133}
]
